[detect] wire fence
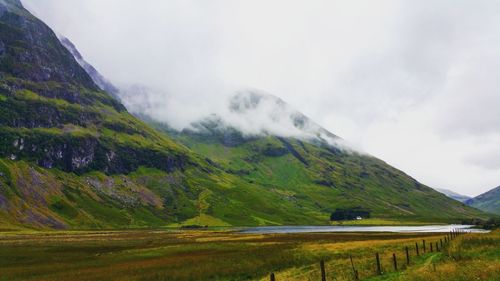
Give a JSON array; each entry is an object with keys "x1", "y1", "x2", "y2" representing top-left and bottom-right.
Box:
[{"x1": 268, "y1": 228, "x2": 468, "y2": 281}]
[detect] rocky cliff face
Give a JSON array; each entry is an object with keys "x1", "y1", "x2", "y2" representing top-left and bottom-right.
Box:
[
  {"x1": 0, "y1": 0, "x2": 191, "y2": 174},
  {"x1": 0, "y1": 0, "x2": 96, "y2": 90},
  {"x1": 59, "y1": 36, "x2": 120, "y2": 98}
]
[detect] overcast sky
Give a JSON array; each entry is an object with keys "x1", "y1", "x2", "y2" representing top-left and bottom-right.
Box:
[{"x1": 22, "y1": 0, "x2": 500, "y2": 197}]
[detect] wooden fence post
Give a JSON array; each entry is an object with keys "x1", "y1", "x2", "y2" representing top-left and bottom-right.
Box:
[
  {"x1": 406, "y1": 246, "x2": 410, "y2": 265},
  {"x1": 376, "y1": 253, "x2": 382, "y2": 275},
  {"x1": 393, "y1": 253, "x2": 398, "y2": 271},
  {"x1": 436, "y1": 242, "x2": 439, "y2": 252},
  {"x1": 440, "y1": 239, "x2": 443, "y2": 248},
  {"x1": 423, "y1": 240, "x2": 426, "y2": 253},
  {"x1": 415, "y1": 242, "x2": 419, "y2": 256},
  {"x1": 320, "y1": 260, "x2": 326, "y2": 281},
  {"x1": 270, "y1": 272, "x2": 275, "y2": 281},
  {"x1": 350, "y1": 255, "x2": 359, "y2": 281},
  {"x1": 430, "y1": 242, "x2": 433, "y2": 252}
]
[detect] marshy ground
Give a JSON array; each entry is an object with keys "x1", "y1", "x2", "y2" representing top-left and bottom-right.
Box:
[{"x1": 0, "y1": 229, "x2": 498, "y2": 281}]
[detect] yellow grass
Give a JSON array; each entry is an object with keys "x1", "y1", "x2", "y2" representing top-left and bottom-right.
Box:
[{"x1": 0, "y1": 229, "x2": 497, "y2": 281}]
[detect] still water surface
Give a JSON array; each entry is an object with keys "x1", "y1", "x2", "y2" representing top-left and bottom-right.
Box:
[{"x1": 240, "y1": 224, "x2": 489, "y2": 234}]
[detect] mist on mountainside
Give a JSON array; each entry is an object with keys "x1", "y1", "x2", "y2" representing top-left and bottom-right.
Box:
[
  {"x1": 118, "y1": 85, "x2": 354, "y2": 150},
  {"x1": 60, "y1": 37, "x2": 354, "y2": 149}
]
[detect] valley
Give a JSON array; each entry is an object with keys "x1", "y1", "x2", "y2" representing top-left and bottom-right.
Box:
[
  {"x1": 0, "y1": 229, "x2": 497, "y2": 281},
  {"x1": 0, "y1": 1, "x2": 498, "y2": 280}
]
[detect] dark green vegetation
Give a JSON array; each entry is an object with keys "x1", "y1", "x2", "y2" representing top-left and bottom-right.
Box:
[
  {"x1": 476, "y1": 218, "x2": 500, "y2": 230},
  {"x1": 0, "y1": 230, "x2": 497, "y2": 281},
  {"x1": 467, "y1": 186, "x2": 500, "y2": 215},
  {"x1": 0, "y1": 0, "x2": 489, "y2": 230},
  {"x1": 330, "y1": 207, "x2": 371, "y2": 221}
]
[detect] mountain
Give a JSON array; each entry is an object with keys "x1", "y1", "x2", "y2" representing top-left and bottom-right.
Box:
[
  {"x1": 59, "y1": 36, "x2": 120, "y2": 98},
  {"x1": 466, "y1": 186, "x2": 500, "y2": 215},
  {"x1": 435, "y1": 188, "x2": 471, "y2": 203},
  {"x1": 0, "y1": 0, "x2": 486, "y2": 230},
  {"x1": 142, "y1": 91, "x2": 486, "y2": 224},
  {"x1": 0, "y1": 0, "x2": 226, "y2": 229}
]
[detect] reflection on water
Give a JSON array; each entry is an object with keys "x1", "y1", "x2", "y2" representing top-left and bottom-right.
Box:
[{"x1": 240, "y1": 224, "x2": 489, "y2": 234}]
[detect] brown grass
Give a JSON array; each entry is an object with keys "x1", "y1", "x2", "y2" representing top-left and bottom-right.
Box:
[{"x1": 0, "y1": 230, "x2": 496, "y2": 281}]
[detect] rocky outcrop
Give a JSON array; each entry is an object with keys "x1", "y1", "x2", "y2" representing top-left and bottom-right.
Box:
[
  {"x1": 86, "y1": 175, "x2": 163, "y2": 208},
  {"x1": 0, "y1": 39, "x2": 5, "y2": 57},
  {"x1": 0, "y1": 130, "x2": 190, "y2": 174},
  {"x1": 59, "y1": 36, "x2": 121, "y2": 99},
  {"x1": 0, "y1": 0, "x2": 191, "y2": 177},
  {"x1": 0, "y1": 1, "x2": 97, "y2": 90}
]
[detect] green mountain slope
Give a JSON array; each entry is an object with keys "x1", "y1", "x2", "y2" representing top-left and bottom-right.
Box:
[
  {"x1": 466, "y1": 186, "x2": 500, "y2": 215},
  {"x1": 145, "y1": 93, "x2": 486, "y2": 224},
  {"x1": 0, "y1": 0, "x2": 486, "y2": 230}
]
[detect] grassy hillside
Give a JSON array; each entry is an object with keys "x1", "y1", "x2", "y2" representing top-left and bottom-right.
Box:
[
  {"x1": 2, "y1": 157, "x2": 343, "y2": 229},
  {"x1": 467, "y1": 186, "x2": 500, "y2": 215},
  {"x1": 151, "y1": 119, "x2": 486, "y2": 224}
]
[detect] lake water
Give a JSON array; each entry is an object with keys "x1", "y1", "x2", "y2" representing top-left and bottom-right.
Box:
[{"x1": 240, "y1": 224, "x2": 489, "y2": 234}]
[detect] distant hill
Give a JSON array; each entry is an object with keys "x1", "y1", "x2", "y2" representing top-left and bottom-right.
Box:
[
  {"x1": 466, "y1": 186, "x2": 500, "y2": 215},
  {"x1": 435, "y1": 188, "x2": 471, "y2": 203}
]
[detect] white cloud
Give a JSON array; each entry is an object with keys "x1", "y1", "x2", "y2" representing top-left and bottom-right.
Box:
[{"x1": 21, "y1": 0, "x2": 500, "y2": 196}]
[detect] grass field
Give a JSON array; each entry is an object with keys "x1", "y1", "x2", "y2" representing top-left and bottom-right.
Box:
[{"x1": 0, "y1": 229, "x2": 498, "y2": 281}]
